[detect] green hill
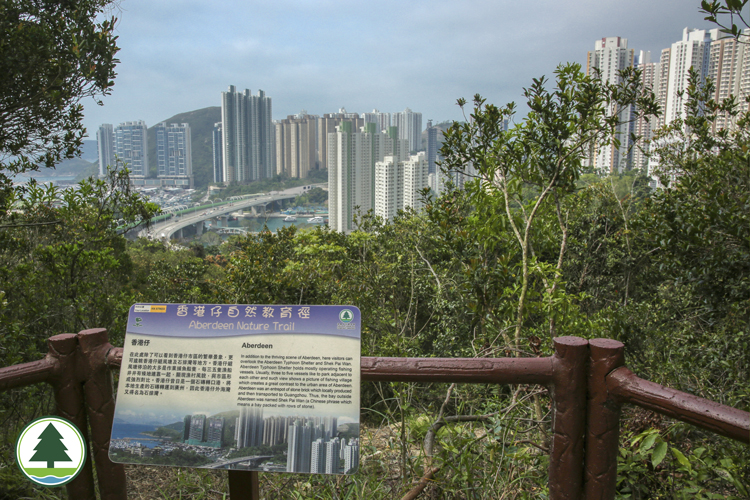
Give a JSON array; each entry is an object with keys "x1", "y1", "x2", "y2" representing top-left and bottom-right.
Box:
[{"x1": 146, "y1": 106, "x2": 221, "y2": 189}]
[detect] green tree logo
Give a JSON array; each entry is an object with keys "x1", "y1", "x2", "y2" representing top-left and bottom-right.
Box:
[
  {"x1": 16, "y1": 416, "x2": 86, "y2": 487},
  {"x1": 31, "y1": 423, "x2": 71, "y2": 468},
  {"x1": 339, "y1": 309, "x2": 354, "y2": 323}
]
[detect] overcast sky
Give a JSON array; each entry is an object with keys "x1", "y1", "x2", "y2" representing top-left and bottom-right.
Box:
[{"x1": 82, "y1": 0, "x2": 712, "y2": 135}]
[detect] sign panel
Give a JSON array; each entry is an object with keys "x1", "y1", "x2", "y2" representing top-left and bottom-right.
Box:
[{"x1": 109, "y1": 304, "x2": 360, "y2": 475}]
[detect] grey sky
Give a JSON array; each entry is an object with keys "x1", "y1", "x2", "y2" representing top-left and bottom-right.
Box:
[{"x1": 82, "y1": 0, "x2": 712, "y2": 134}]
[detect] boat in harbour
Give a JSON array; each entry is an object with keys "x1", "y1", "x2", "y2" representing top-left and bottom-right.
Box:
[
  {"x1": 307, "y1": 216, "x2": 325, "y2": 224},
  {"x1": 283, "y1": 215, "x2": 297, "y2": 222}
]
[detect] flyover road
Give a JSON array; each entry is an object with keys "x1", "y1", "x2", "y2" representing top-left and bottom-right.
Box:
[
  {"x1": 205, "y1": 455, "x2": 274, "y2": 469},
  {"x1": 140, "y1": 183, "x2": 325, "y2": 240}
]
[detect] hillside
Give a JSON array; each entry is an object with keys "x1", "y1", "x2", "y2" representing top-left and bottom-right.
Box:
[{"x1": 146, "y1": 106, "x2": 221, "y2": 189}]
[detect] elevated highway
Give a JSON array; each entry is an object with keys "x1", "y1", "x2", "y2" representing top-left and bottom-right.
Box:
[
  {"x1": 205, "y1": 454, "x2": 273, "y2": 469},
  {"x1": 140, "y1": 183, "x2": 324, "y2": 240}
]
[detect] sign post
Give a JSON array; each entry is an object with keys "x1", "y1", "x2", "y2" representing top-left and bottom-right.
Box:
[{"x1": 109, "y1": 304, "x2": 361, "y2": 475}]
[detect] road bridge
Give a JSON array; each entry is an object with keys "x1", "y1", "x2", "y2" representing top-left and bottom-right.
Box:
[
  {"x1": 140, "y1": 184, "x2": 324, "y2": 241},
  {"x1": 205, "y1": 455, "x2": 273, "y2": 469}
]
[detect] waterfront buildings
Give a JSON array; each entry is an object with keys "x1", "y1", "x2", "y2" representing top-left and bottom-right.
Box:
[{"x1": 220, "y1": 85, "x2": 275, "y2": 183}]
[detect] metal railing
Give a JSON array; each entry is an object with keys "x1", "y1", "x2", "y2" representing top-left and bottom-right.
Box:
[{"x1": 0, "y1": 329, "x2": 747, "y2": 500}]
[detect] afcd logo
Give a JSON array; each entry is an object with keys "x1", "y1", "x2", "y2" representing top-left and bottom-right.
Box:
[
  {"x1": 16, "y1": 416, "x2": 86, "y2": 487},
  {"x1": 339, "y1": 309, "x2": 354, "y2": 323}
]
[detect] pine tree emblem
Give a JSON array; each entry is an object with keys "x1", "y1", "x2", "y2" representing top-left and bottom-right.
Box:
[
  {"x1": 30, "y1": 423, "x2": 71, "y2": 468},
  {"x1": 339, "y1": 309, "x2": 353, "y2": 323}
]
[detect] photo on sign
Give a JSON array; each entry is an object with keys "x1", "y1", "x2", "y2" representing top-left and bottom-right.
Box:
[{"x1": 109, "y1": 304, "x2": 361, "y2": 475}]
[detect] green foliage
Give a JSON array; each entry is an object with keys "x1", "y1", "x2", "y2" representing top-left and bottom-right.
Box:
[
  {"x1": 617, "y1": 428, "x2": 749, "y2": 499},
  {"x1": 0, "y1": 0, "x2": 119, "y2": 194},
  {"x1": 294, "y1": 187, "x2": 329, "y2": 206},
  {"x1": 700, "y1": 0, "x2": 750, "y2": 40},
  {"x1": 440, "y1": 63, "x2": 658, "y2": 353},
  {"x1": 0, "y1": 167, "x2": 158, "y2": 364}
]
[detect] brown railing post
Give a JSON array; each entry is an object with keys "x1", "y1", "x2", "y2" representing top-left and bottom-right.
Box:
[
  {"x1": 77, "y1": 328, "x2": 127, "y2": 500},
  {"x1": 549, "y1": 336, "x2": 589, "y2": 500},
  {"x1": 584, "y1": 338, "x2": 625, "y2": 500},
  {"x1": 48, "y1": 333, "x2": 97, "y2": 500},
  {"x1": 228, "y1": 470, "x2": 260, "y2": 499}
]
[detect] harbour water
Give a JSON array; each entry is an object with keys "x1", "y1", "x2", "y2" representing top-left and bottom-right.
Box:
[{"x1": 110, "y1": 423, "x2": 163, "y2": 449}]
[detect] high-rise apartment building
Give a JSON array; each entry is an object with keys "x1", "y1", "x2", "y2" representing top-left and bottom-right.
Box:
[
  {"x1": 328, "y1": 123, "x2": 408, "y2": 232},
  {"x1": 263, "y1": 415, "x2": 292, "y2": 446},
  {"x1": 363, "y1": 109, "x2": 391, "y2": 132},
  {"x1": 586, "y1": 37, "x2": 636, "y2": 173},
  {"x1": 276, "y1": 112, "x2": 319, "y2": 178},
  {"x1": 205, "y1": 417, "x2": 224, "y2": 447},
  {"x1": 188, "y1": 414, "x2": 206, "y2": 442},
  {"x1": 665, "y1": 28, "x2": 714, "y2": 125},
  {"x1": 656, "y1": 47, "x2": 672, "y2": 129},
  {"x1": 221, "y1": 85, "x2": 274, "y2": 183},
  {"x1": 374, "y1": 152, "x2": 429, "y2": 222},
  {"x1": 426, "y1": 120, "x2": 438, "y2": 175},
  {"x1": 317, "y1": 112, "x2": 364, "y2": 175},
  {"x1": 96, "y1": 124, "x2": 115, "y2": 176},
  {"x1": 310, "y1": 438, "x2": 327, "y2": 474},
  {"x1": 402, "y1": 152, "x2": 429, "y2": 212},
  {"x1": 632, "y1": 51, "x2": 661, "y2": 170},
  {"x1": 213, "y1": 122, "x2": 223, "y2": 183},
  {"x1": 343, "y1": 439, "x2": 359, "y2": 474},
  {"x1": 393, "y1": 108, "x2": 423, "y2": 152},
  {"x1": 374, "y1": 156, "x2": 404, "y2": 222},
  {"x1": 114, "y1": 120, "x2": 149, "y2": 178},
  {"x1": 155, "y1": 122, "x2": 193, "y2": 188},
  {"x1": 286, "y1": 420, "x2": 314, "y2": 473},
  {"x1": 707, "y1": 28, "x2": 750, "y2": 132},
  {"x1": 325, "y1": 437, "x2": 341, "y2": 474},
  {"x1": 236, "y1": 406, "x2": 264, "y2": 449}
]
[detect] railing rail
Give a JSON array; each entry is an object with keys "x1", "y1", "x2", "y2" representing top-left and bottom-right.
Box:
[{"x1": 0, "y1": 329, "x2": 747, "y2": 500}]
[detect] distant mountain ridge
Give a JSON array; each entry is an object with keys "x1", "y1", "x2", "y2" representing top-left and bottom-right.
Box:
[{"x1": 146, "y1": 106, "x2": 221, "y2": 189}]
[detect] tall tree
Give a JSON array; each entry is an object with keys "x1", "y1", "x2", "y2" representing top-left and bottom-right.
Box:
[
  {"x1": 0, "y1": 0, "x2": 119, "y2": 203},
  {"x1": 439, "y1": 64, "x2": 658, "y2": 351}
]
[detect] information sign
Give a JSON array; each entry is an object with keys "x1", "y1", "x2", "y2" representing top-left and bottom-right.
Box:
[{"x1": 109, "y1": 304, "x2": 360, "y2": 475}]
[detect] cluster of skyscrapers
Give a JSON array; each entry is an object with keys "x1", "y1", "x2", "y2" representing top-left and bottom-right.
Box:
[
  {"x1": 233, "y1": 407, "x2": 358, "y2": 474},
  {"x1": 96, "y1": 120, "x2": 194, "y2": 188},
  {"x1": 327, "y1": 122, "x2": 433, "y2": 232},
  {"x1": 586, "y1": 28, "x2": 750, "y2": 173},
  {"x1": 287, "y1": 418, "x2": 359, "y2": 474},
  {"x1": 212, "y1": 104, "x2": 432, "y2": 183}
]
